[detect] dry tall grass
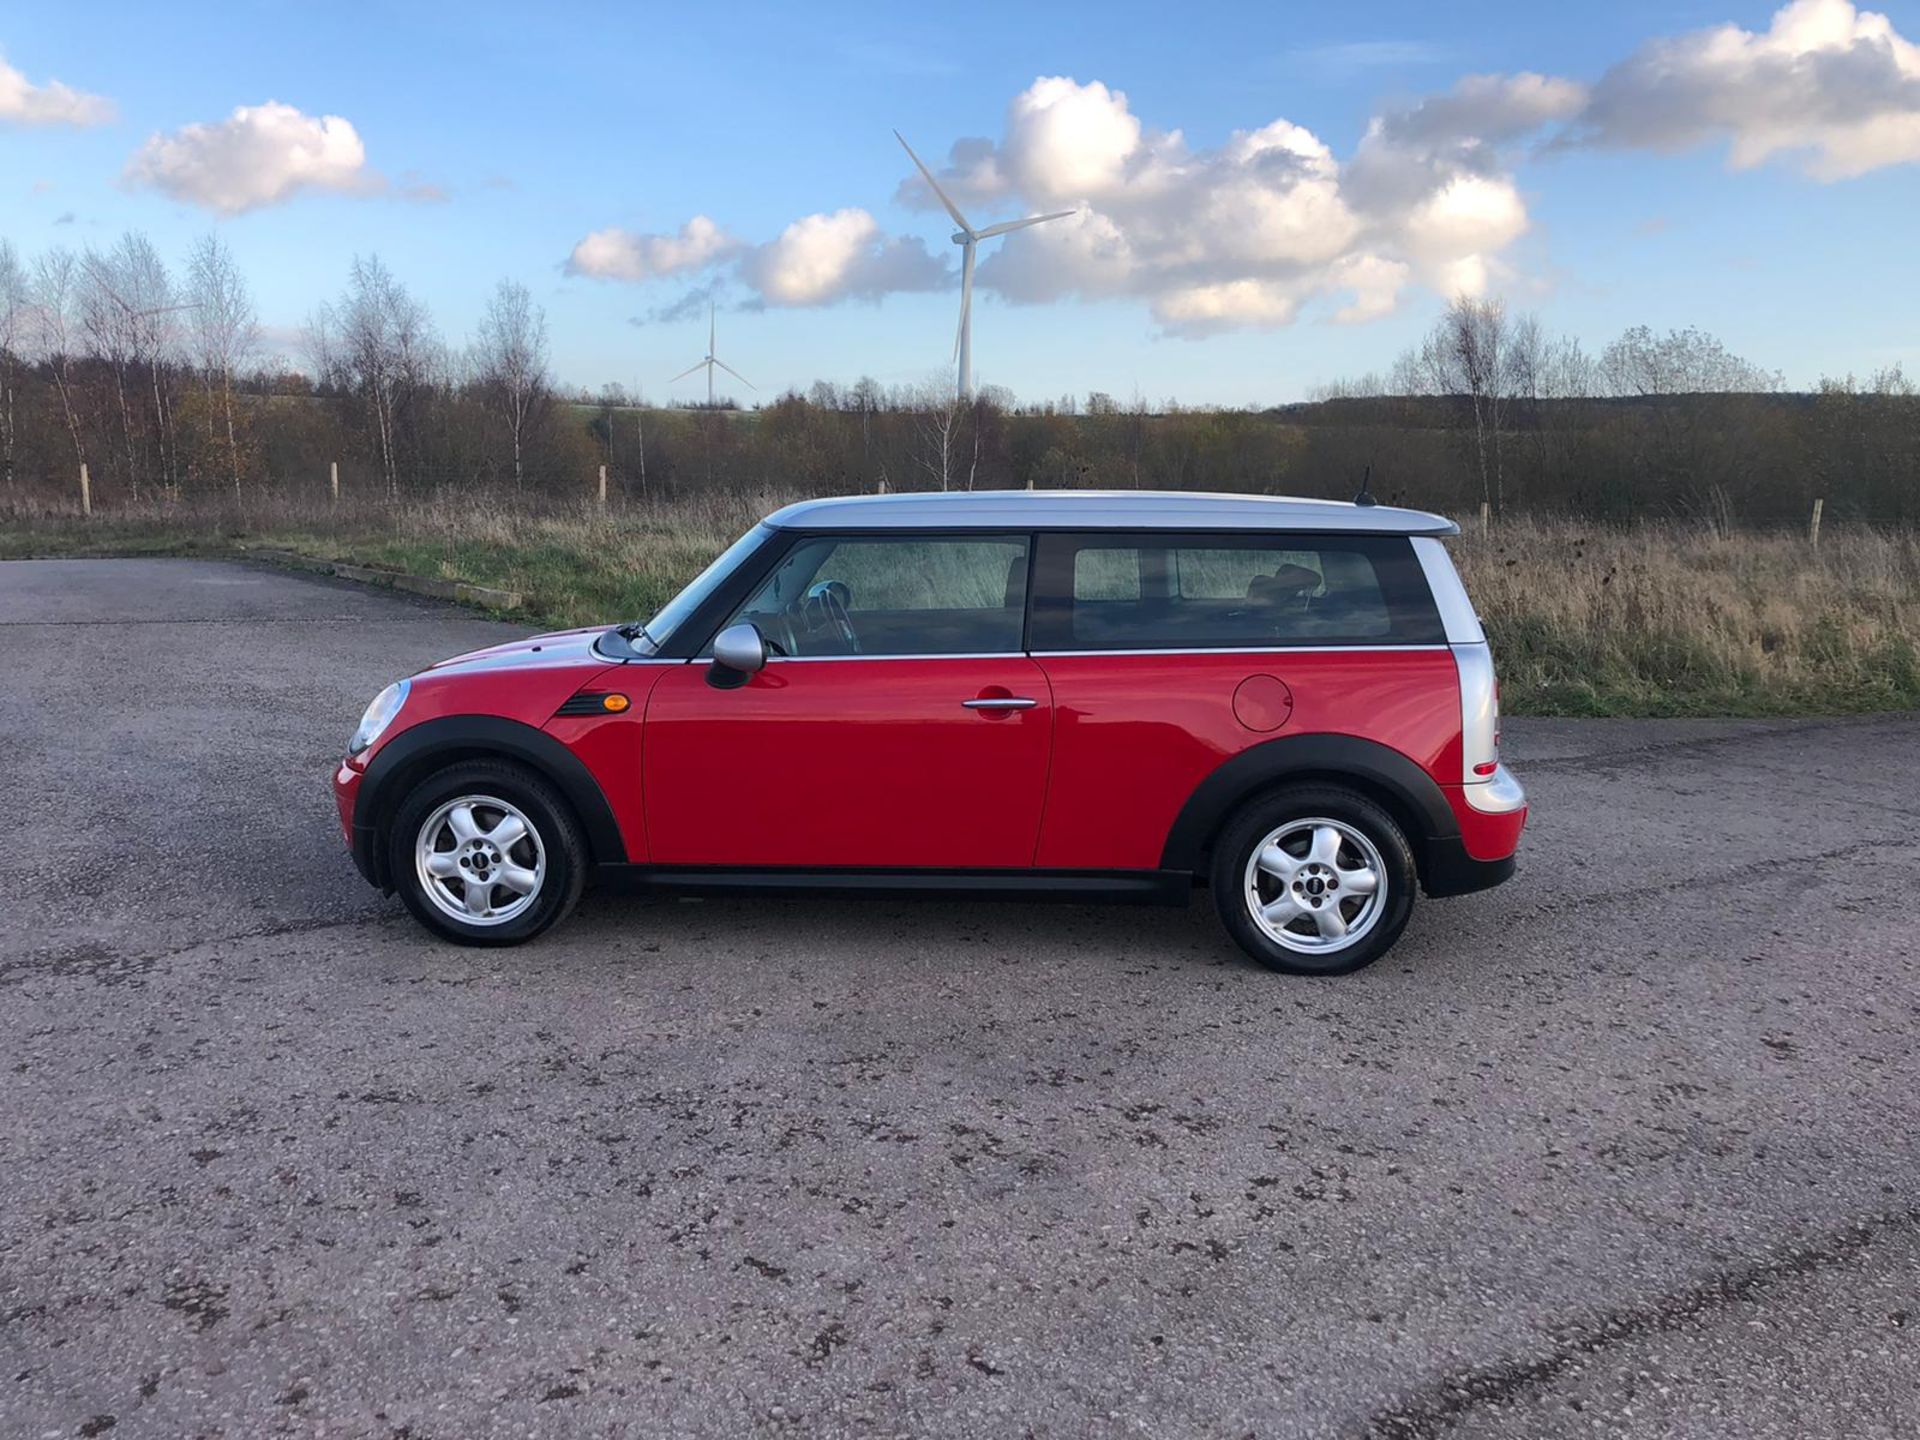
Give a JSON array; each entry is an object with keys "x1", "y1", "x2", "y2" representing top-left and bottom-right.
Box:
[
  {"x1": 4, "y1": 489, "x2": 1916, "y2": 716},
  {"x1": 1453, "y1": 519, "x2": 1920, "y2": 713}
]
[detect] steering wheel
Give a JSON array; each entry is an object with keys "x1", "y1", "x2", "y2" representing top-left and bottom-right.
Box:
[{"x1": 804, "y1": 580, "x2": 861, "y2": 654}]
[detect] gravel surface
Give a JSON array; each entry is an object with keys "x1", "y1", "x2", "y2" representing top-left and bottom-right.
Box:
[{"x1": 3, "y1": 558, "x2": 1915, "y2": 1439}]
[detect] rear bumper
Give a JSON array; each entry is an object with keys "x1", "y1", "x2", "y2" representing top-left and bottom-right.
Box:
[
  {"x1": 1421, "y1": 840, "x2": 1517, "y2": 897},
  {"x1": 1430, "y1": 765, "x2": 1527, "y2": 893},
  {"x1": 1463, "y1": 763, "x2": 1527, "y2": 816},
  {"x1": 1443, "y1": 765, "x2": 1528, "y2": 858}
]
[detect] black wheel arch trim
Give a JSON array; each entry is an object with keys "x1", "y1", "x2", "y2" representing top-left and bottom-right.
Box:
[
  {"x1": 1159, "y1": 733, "x2": 1460, "y2": 880},
  {"x1": 352, "y1": 715, "x2": 626, "y2": 889}
]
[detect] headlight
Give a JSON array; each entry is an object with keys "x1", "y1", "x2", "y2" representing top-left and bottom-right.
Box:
[{"x1": 349, "y1": 679, "x2": 410, "y2": 756}]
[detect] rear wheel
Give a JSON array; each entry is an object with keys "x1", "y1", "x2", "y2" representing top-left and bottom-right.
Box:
[
  {"x1": 1210, "y1": 785, "x2": 1415, "y2": 975},
  {"x1": 388, "y1": 760, "x2": 586, "y2": 946}
]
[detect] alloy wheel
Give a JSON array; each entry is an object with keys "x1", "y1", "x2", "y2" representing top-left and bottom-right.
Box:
[
  {"x1": 414, "y1": 794, "x2": 546, "y2": 926},
  {"x1": 1242, "y1": 816, "x2": 1388, "y2": 954}
]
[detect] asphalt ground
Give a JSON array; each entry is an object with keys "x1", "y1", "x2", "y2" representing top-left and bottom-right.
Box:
[{"x1": 2, "y1": 558, "x2": 1915, "y2": 1439}]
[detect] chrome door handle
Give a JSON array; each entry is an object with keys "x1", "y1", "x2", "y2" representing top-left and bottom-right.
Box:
[{"x1": 962, "y1": 697, "x2": 1038, "y2": 710}]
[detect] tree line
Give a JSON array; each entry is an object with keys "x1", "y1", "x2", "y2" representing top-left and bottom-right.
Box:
[
  {"x1": 1300, "y1": 296, "x2": 1915, "y2": 524},
  {"x1": 1, "y1": 234, "x2": 1914, "y2": 524}
]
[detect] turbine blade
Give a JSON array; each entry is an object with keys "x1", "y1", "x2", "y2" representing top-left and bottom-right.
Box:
[
  {"x1": 709, "y1": 301, "x2": 716, "y2": 354},
  {"x1": 712, "y1": 358, "x2": 756, "y2": 389},
  {"x1": 974, "y1": 209, "x2": 1076, "y2": 240},
  {"x1": 954, "y1": 245, "x2": 975, "y2": 364},
  {"x1": 895, "y1": 129, "x2": 973, "y2": 235},
  {"x1": 669, "y1": 360, "x2": 707, "y2": 383}
]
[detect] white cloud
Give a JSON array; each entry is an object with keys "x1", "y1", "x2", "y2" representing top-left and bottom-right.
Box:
[
  {"x1": 566, "y1": 216, "x2": 741, "y2": 281},
  {"x1": 955, "y1": 74, "x2": 1537, "y2": 334},
  {"x1": 564, "y1": 1, "x2": 1920, "y2": 335},
  {"x1": 1376, "y1": 72, "x2": 1588, "y2": 149},
  {"x1": 565, "y1": 207, "x2": 945, "y2": 307},
  {"x1": 739, "y1": 208, "x2": 947, "y2": 306},
  {"x1": 124, "y1": 102, "x2": 404, "y2": 213},
  {"x1": 0, "y1": 51, "x2": 113, "y2": 127},
  {"x1": 1327, "y1": 254, "x2": 1413, "y2": 324},
  {"x1": 1154, "y1": 279, "x2": 1311, "y2": 332},
  {"x1": 586, "y1": 73, "x2": 1537, "y2": 333},
  {"x1": 1000, "y1": 77, "x2": 1149, "y2": 203},
  {"x1": 1575, "y1": 0, "x2": 1920, "y2": 179},
  {"x1": 892, "y1": 135, "x2": 1010, "y2": 214}
]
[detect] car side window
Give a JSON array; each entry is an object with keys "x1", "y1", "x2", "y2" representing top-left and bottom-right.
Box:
[
  {"x1": 1030, "y1": 532, "x2": 1445, "y2": 650},
  {"x1": 723, "y1": 534, "x2": 1031, "y2": 657}
]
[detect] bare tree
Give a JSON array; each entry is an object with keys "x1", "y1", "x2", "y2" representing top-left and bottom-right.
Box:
[
  {"x1": 74, "y1": 232, "x2": 196, "y2": 499},
  {"x1": 1317, "y1": 373, "x2": 1395, "y2": 401},
  {"x1": 632, "y1": 389, "x2": 649, "y2": 500},
  {"x1": 120, "y1": 234, "x2": 185, "y2": 493},
  {"x1": 301, "y1": 302, "x2": 339, "y2": 385},
  {"x1": 0, "y1": 241, "x2": 25, "y2": 488},
  {"x1": 473, "y1": 280, "x2": 551, "y2": 492},
  {"x1": 30, "y1": 249, "x2": 88, "y2": 470},
  {"x1": 594, "y1": 381, "x2": 623, "y2": 486},
  {"x1": 186, "y1": 233, "x2": 259, "y2": 504},
  {"x1": 1126, "y1": 391, "x2": 1150, "y2": 488},
  {"x1": 913, "y1": 382, "x2": 963, "y2": 490},
  {"x1": 80, "y1": 244, "x2": 144, "y2": 497},
  {"x1": 319, "y1": 256, "x2": 436, "y2": 498},
  {"x1": 1601, "y1": 325, "x2": 1783, "y2": 396},
  {"x1": 1411, "y1": 296, "x2": 1521, "y2": 513}
]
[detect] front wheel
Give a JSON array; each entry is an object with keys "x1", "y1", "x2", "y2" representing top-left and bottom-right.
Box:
[
  {"x1": 388, "y1": 760, "x2": 586, "y2": 946},
  {"x1": 1210, "y1": 786, "x2": 1416, "y2": 975}
]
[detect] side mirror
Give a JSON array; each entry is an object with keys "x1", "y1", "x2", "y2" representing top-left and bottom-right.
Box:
[{"x1": 708, "y1": 622, "x2": 768, "y2": 688}]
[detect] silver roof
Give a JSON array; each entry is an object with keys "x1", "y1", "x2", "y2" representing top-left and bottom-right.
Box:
[{"x1": 764, "y1": 489, "x2": 1459, "y2": 536}]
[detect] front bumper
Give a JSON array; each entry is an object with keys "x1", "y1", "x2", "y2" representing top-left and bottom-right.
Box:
[{"x1": 333, "y1": 758, "x2": 382, "y2": 888}]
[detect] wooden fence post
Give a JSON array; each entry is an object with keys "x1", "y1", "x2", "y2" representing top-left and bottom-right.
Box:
[
  {"x1": 597, "y1": 465, "x2": 608, "y2": 508},
  {"x1": 1809, "y1": 497, "x2": 1824, "y2": 551},
  {"x1": 79, "y1": 463, "x2": 91, "y2": 517},
  {"x1": 330, "y1": 461, "x2": 339, "y2": 505}
]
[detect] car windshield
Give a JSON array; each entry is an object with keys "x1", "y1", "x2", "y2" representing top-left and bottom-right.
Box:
[{"x1": 642, "y1": 523, "x2": 771, "y2": 649}]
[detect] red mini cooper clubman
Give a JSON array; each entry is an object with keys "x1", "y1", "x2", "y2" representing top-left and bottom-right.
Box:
[{"x1": 333, "y1": 491, "x2": 1526, "y2": 974}]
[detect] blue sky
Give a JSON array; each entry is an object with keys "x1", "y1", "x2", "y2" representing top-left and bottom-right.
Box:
[{"x1": 3, "y1": 0, "x2": 1916, "y2": 404}]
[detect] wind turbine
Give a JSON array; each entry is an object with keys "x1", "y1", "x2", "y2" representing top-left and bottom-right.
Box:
[
  {"x1": 670, "y1": 302, "x2": 754, "y2": 407},
  {"x1": 895, "y1": 130, "x2": 1074, "y2": 401}
]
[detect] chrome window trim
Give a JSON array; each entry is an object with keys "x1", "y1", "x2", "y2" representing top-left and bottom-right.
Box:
[
  {"x1": 750, "y1": 645, "x2": 1451, "y2": 662},
  {"x1": 1410, "y1": 536, "x2": 1485, "y2": 645},
  {"x1": 1029, "y1": 644, "x2": 1451, "y2": 657},
  {"x1": 764, "y1": 651, "x2": 1029, "y2": 664}
]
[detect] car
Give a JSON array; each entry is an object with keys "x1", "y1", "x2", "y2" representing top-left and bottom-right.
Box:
[{"x1": 333, "y1": 490, "x2": 1526, "y2": 974}]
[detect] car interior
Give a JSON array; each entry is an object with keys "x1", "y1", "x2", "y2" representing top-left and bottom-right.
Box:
[
  {"x1": 1064, "y1": 545, "x2": 1396, "y2": 648},
  {"x1": 728, "y1": 538, "x2": 1031, "y2": 657}
]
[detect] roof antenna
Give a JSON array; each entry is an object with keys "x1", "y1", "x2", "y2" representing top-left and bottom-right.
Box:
[{"x1": 1353, "y1": 464, "x2": 1377, "y2": 508}]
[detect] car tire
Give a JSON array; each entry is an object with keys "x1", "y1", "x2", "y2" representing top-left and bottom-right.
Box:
[
  {"x1": 388, "y1": 759, "x2": 587, "y2": 946},
  {"x1": 1210, "y1": 785, "x2": 1416, "y2": 975}
]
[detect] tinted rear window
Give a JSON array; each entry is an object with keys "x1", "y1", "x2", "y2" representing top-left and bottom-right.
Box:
[{"x1": 1031, "y1": 532, "x2": 1444, "y2": 650}]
